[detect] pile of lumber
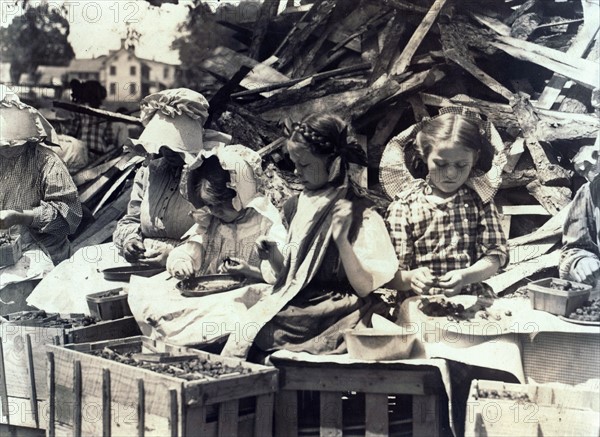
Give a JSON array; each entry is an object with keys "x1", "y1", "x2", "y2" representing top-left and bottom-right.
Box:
[
  {"x1": 59, "y1": 0, "x2": 598, "y2": 294},
  {"x1": 192, "y1": 0, "x2": 598, "y2": 293}
]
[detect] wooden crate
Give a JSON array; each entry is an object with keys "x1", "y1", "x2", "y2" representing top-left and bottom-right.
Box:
[
  {"x1": 46, "y1": 336, "x2": 278, "y2": 437},
  {"x1": 0, "y1": 315, "x2": 141, "y2": 429},
  {"x1": 465, "y1": 379, "x2": 600, "y2": 437},
  {"x1": 270, "y1": 355, "x2": 444, "y2": 437}
]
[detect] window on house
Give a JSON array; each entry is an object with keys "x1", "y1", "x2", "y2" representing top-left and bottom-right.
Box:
[
  {"x1": 110, "y1": 66, "x2": 116, "y2": 75},
  {"x1": 109, "y1": 83, "x2": 117, "y2": 95},
  {"x1": 129, "y1": 83, "x2": 137, "y2": 94},
  {"x1": 130, "y1": 66, "x2": 136, "y2": 76},
  {"x1": 164, "y1": 67, "x2": 169, "y2": 79}
]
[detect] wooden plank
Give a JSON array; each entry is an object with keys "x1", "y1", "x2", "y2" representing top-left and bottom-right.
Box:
[
  {"x1": 281, "y1": 367, "x2": 432, "y2": 395},
  {"x1": 390, "y1": 0, "x2": 448, "y2": 75},
  {"x1": 274, "y1": 0, "x2": 337, "y2": 74},
  {"x1": 319, "y1": 392, "x2": 342, "y2": 437},
  {"x1": 25, "y1": 335, "x2": 39, "y2": 429},
  {"x1": 364, "y1": 393, "x2": 388, "y2": 437},
  {"x1": 536, "y1": 24, "x2": 599, "y2": 109},
  {"x1": 53, "y1": 101, "x2": 142, "y2": 125},
  {"x1": 169, "y1": 389, "x2": 178, "y2": 437},
  {"x1": 512, "y1": 94, "x2": 572, "y2": 185},
  {"x1": 248, "y1": 0, "x2": 280, "y2": 60},
  {"x1": 275, "y1": 391, "x2": 298, "y2": 437},
  {"x1": 72, "y1": 156, "x2": 123, "y2": 187},
  {"x1": 0, "y1": 340, "x2": 9, "y2": 424},
  {"x1": 254, "y1": 393, "x2": 274, "y2": 437},
  {"x1": 48, "y1": 352, "x2": 56, "y2": 437},
  {"x1": 92, "y1": 165, "x2": 136, "y2": 216},
  {"x1": 470, "y1": 12, "x2": 511, "y2": 36},
  {"x1": 445, "y1": 49, "x2": 514, "y2": 101},
  {"x1": 74, "y1": 360, "x2": 82, "y2": 437},
  {"x1": 137, "y1": 379, "x2": 145, "y2": 437},
  {"x1": 102, "y1": 369, "x2": 111, "y2": 437},
  {"x1": 217, "y1": 399, "x2": 238, "y2": 437},
  {"x1": 71, "y1": 187, "x2": 131, "y2": 252},
  {"x1": 485, "y1": 251, "x2": 560, "y2": 294},
  {"x1": 369, "y1": 12, "x2": 405, "y2": 84},
  {"x1": 503, "y1": 138, "x2": 525, "y2": 173},
  {"x1": 526, "y1": 180, "x2": 572, "y2": 215},
  {"x1": 492, "y1": 37, "x2": 599, "y2": 89},
  {"x1": 232, "y1": 62, "x2": 371, "y2": 98},
  {"x1": 413, "y1": 394, "x2": 440, "y2": 437},
  {"x1": 498, "y1": 205, "x2": 551, "y2": 216}
]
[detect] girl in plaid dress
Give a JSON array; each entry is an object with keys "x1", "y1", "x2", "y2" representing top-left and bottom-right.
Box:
[{"x1": 383, "y1": 110, "x2": 508, "y2": 297}]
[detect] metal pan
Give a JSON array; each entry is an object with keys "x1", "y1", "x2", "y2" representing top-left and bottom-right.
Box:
[
  {"x1": 176, "y1": 274, "x2": 246, "y2": 297},
  {"x1": 100, "y1": 265, "x2": 165, "y2": 281}
]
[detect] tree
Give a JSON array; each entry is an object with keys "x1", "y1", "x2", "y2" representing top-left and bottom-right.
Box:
[
  {"x1": 171, "y1": 1, "x2": 260, "y2": 92},
  {"x1": 0, "y1": 4, "x2": 75, "y2": 84}
]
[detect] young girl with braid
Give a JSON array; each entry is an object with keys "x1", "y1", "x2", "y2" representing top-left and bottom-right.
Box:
[{"x1": 221, "y1": 113, "x2": 399, "y2": 358}]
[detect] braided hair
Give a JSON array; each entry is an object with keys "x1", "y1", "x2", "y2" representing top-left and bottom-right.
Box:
[{"x1": 287, "y1": 114, "x2": 367, "y2": 185}]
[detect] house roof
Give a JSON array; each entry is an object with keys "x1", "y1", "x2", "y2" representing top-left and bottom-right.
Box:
[
  {"x1": 20, "y1": 65, "x2": 69, "y2": 85},
  {"x1": 67, "y1": 57, "x2": 106, "y2": 72}
]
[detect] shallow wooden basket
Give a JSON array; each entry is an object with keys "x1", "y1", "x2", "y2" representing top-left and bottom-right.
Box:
[
  {"x1": 46, "y1": 336, "x2": 278, "y2": 437},
  {"x1": 0, "y1": 313, "x2": 140, "y2": 430},
  {"x1": 0, "y1": 234, "x2": 22, "y2": 268}
]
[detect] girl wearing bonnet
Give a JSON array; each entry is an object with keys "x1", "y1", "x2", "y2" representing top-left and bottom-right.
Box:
[
  {"x1": 113, "y1": 88, "x2": 231, "y2": 266},
  {"x1": 127, "y1": 145, "x2": 286, "y2": 348}
]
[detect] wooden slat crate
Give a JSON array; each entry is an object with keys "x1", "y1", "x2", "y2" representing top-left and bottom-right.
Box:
[
  {"x1": 465, "y1": 379, "x2": 600, "y2": 437},
  {"x1": 46, "y1": 336, "x2": 278, "y2": 437},
  {"x1": 270, "y1": 355, "x2": 444, "y2": 437},
  {"x1": 0, "y1": 314, "x2": 141, "y2": 429}
]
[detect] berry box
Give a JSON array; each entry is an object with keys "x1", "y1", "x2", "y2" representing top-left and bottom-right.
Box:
[
  {"x1": 86, "y1": 288, "x2": 132, "y2": 320},
  {"x1": 0, "y1": 233, "x2": 22, "y2": 268},
  {"x1": 527, "y1": 277, "x2": 591, "y2": 316}
]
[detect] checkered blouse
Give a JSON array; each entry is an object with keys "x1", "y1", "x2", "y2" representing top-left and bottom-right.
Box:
[
  {"x1": 0, "y1": 144, "x2": 82, "y2": 263},
  {"x1": 69, "y1": 113, "x2": 115, "y2": 159},
  {"x1": 385, "y1": 179, "x2": 508, "y2": 294}
]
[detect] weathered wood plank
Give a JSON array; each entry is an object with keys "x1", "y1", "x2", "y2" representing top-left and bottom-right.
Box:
[
  {"x1": 511, "y1": 94, "x2": 571, "y2": 185},
  {"x1": 319, "y1": 392, "x2": 342, "y2": 437},
  {"x1": 274, "y1": 391, "x2": 298, "y2": 437},
  {"x1": 248, "y1": 0, "x2": 280, "y2": 60},
  {"x1": 492, "y1": 36, "x2": 599, "y2": 89},
  {"x1": 253, "y1": 393, "x2": 274, "y2": 437},
  {"x1": 390, "y1": 0, "x2": 448, "y2": 75},
  {"x1": 413, "y1": 395, "x2": 440, "y2": 437},
  {"x1": 25, "y1": 335, "x2": 39, "y2": 429},
  {"x1": 365, "y1": 393, "x2": 388, "y2": 437},
  {"x1": 536, "y1": 23, "x2": 599, "y2": 109},
  {"x1": 369, "y1": 11, "x2": 406, "y2": 84},
  {"x1": 274, "y1": 0, "x2": 337, "y2": 74},
  {"x1": 526, "y1": 180, "x2": 572, "y2": 215}
]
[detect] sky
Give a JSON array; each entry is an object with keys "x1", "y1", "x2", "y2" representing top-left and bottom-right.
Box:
[{"x1": 0, "y1": 0, "x2": 246, "y2": 65}]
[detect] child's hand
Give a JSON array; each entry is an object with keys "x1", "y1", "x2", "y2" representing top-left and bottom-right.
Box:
[
  {"x1": 410, "y1": 267, "x2": 437, "y2": 295},
  {"x1": 256, "y1": 236, "x2": 280, "y2": 261},
  {"x1": 332, "y1": 200, "x2": 353, "y2": 243},
  {"x1": 571, "y1": 258, "x2": 600, "y2": 285},
  {"x1": 438, "y1": 270, "x2": 465, "y2": 297},
  {"x1": 218, "y1": 257, "x2": 247, "y2": 275},
  {"x1": 167, "y1": 258, "x2": 194, "y2": 279}
]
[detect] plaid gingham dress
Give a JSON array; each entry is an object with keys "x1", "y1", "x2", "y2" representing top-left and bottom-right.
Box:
[{"x1": 385, "y1": 180, "x2": 508, "y2": 295}]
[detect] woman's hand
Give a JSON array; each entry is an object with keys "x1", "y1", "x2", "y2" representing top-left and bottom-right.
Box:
[
  {"x1": 0, "y1": 210, "x2": 33, "y2": 228},
  {"x1": 409, "y1": 267, "x2": 437, "y2": 295},
  {"x1": 122, "y1": 239, "x2": 146, "y2": 263},
  {"x1": 140, "y1": 247, "x2": 171, "y2": 267},
  {"x1": 331, "y1": 200, "x2": 353, "y2": 243},
  {"x1": 571, "y1": 258, "x2": 600, "y2": 285},
  {"x1": 438, "y1": 270, "x2": 465, "y2": 297}
]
